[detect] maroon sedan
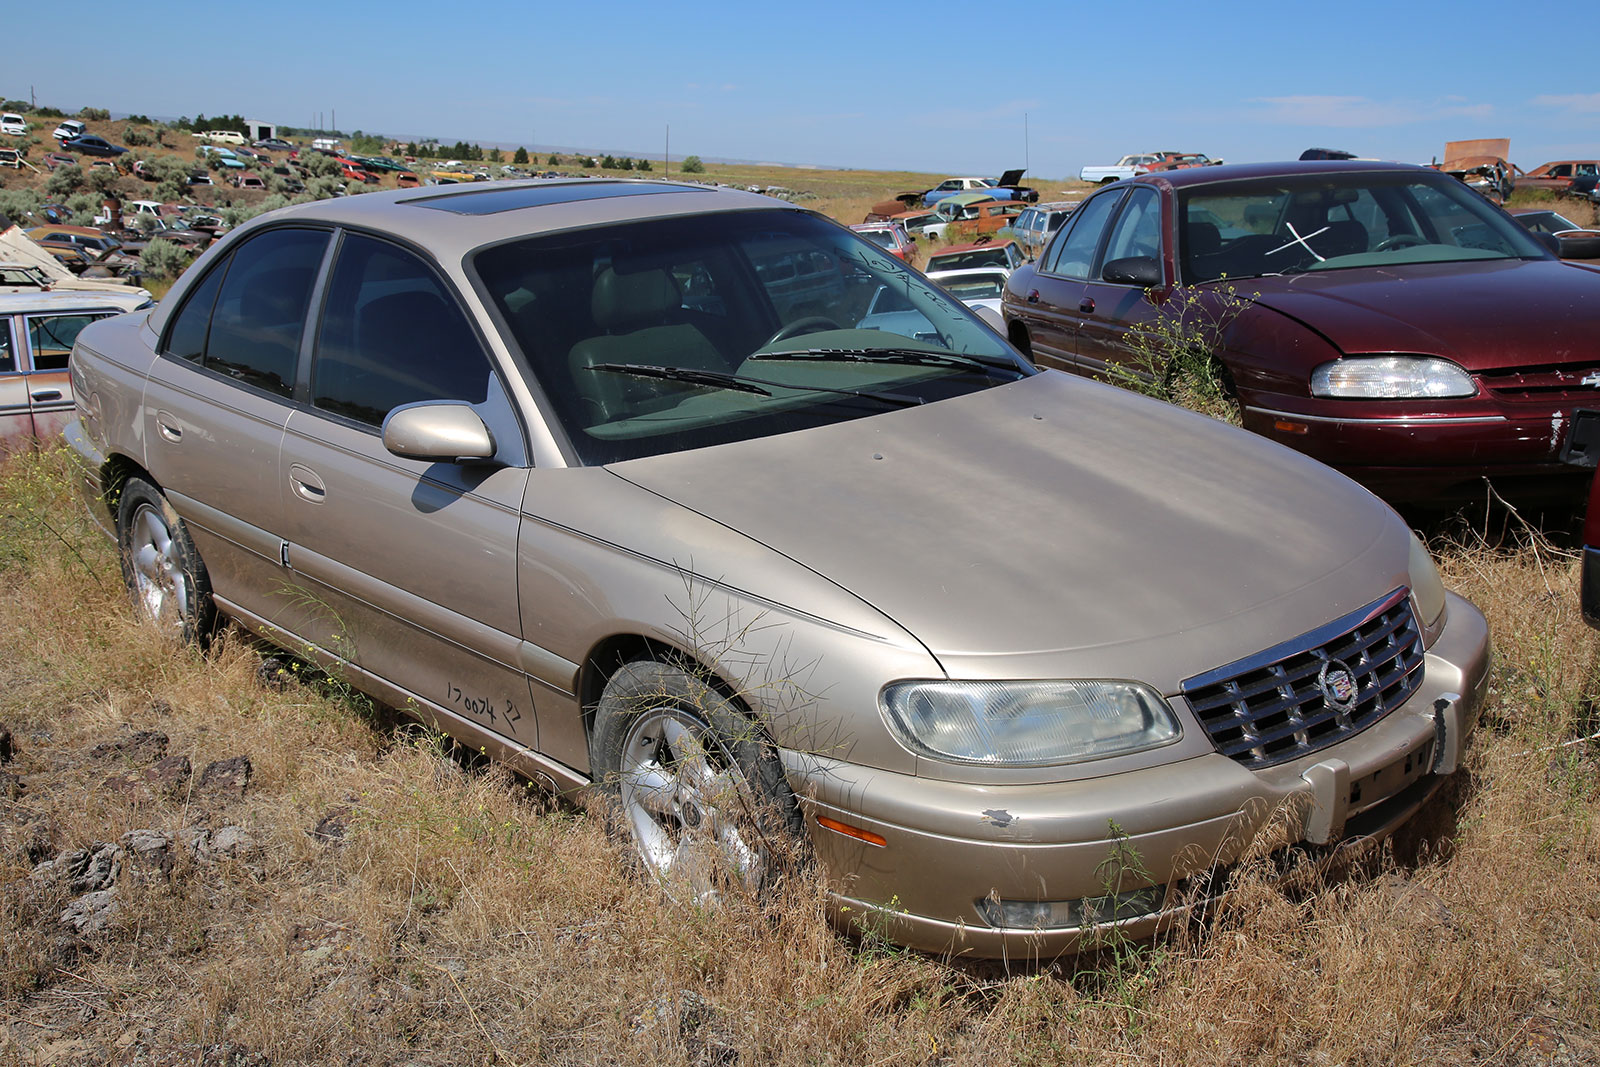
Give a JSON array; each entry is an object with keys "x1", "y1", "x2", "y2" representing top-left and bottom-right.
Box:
[{"x1": 1002, "y1": 160, "x2": 1600, "y2": 503}]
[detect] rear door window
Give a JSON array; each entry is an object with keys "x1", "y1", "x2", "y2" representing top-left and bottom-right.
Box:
[{"x1": 164, "y1": 227, "x2": 329, "y2": 397}]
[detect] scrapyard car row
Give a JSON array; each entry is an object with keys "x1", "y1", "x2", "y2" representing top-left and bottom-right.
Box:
[{"x1": 64, "y1": 178, "x2": 1488, "y2": 958}]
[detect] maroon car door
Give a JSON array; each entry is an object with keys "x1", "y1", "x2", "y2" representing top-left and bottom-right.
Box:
[
  {"x1": 1011, "y1": 188, "x2": 1125, "y2": 373},
  {"x1": 1074, "y1": 185, "x2": 1168, "y2": 382}
]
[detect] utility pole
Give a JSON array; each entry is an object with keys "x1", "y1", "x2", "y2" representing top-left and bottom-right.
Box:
[
  {"x1": 1025, "y1": 112, "x2": 1030, "y2": 175},
  {"x1": 665, "y1": 124, "x2": 670, "y2": 176}
]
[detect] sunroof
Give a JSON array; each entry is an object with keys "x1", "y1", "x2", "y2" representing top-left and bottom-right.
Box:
[{"x1": 405, "y1": 181, "x2": 693, "y2": 216}]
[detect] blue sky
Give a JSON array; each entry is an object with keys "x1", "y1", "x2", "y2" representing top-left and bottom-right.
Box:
[{"x1": 9, "y1": 0, "x2": 1592, "y2": 181}]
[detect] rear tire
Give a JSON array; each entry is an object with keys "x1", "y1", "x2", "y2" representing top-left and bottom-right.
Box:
[{"x1": 115, "y1": 477, "x2": 216, "y2": 646}]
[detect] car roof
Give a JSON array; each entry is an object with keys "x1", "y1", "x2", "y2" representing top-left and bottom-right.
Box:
[
  {"x1": 223, "y1": 180, "x2": 797, "y2": 262},
  {"x1": 1129, "y1": 159, "x2": 1437, "y2": 189}
]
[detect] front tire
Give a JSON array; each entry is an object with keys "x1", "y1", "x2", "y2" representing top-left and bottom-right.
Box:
[
  {"x1": 590, "y1": 660, "x2": 801, "y2": 904},
  {"x1": 116, "y1": 477, "x2": 215, "y2": 646}
]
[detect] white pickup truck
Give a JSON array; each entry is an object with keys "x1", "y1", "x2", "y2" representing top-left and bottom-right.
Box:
[{"x1": 1078, "y1": 153, "x2": 1162, "y2": 184}]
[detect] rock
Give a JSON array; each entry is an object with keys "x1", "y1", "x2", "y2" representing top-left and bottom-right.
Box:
[
  {"x1": 0, "y1": 721, "x2": 14, "y2": 762},
  {"x1": 33, "y1": 843, "x2": 123, "y2": 893},
  {"x1": 145, "y1": 754, "x2": 193, "y2": 798},
  {"x1": 61, "y1": 888, "x2": 118, "y2": 933},
  {"x1": 198, "y1": 756, "x2": 251, "y2": 798},
  {"x1": 181, "y1": 824, "x2": 257, "y2": 865},
  {"x1": 310, "y1": 807, "x2": 350, "y2": 844},
  {"x1": 257, "y1": 656, "x2": 294, "y2": 692},
  {"x1": 120, "y1": 829, "x2": 175, "y2": 878},
  {"x1": 88, "y1": 729, "x2": 168, "y2": 764},
  {"x1": 22, "y1": 820, "x2": 56, "y2": 863}
]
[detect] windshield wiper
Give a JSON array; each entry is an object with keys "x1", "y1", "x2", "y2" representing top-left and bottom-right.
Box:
[
  {"x1": 750, "y1": 346, "x2": 1024, "y2": 375},
  {"x1": 586, "y1": 363, "x2": 772, "y2": 396},
  {"x1": 585, "y1": 362, "x2": 924, "y2": 407}
]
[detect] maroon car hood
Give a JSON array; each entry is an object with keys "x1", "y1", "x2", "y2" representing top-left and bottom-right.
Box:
[{"x1": 1246, "y1": 258, "x2": 1598, "y2": 370}]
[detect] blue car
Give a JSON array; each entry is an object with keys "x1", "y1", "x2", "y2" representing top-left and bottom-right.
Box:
[{"x1": 62, "y1": 135, "x2": 128, "y2": 158}]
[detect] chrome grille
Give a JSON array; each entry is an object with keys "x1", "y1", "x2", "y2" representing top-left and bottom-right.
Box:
[
  {"x1": 1478, "y1": 364, "x2": 1600, "y2": 403},
  {"x1": 1181, "y1": 589, "x2": 1424, "y2": 770}
]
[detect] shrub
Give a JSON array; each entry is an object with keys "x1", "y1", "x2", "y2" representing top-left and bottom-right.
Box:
[
  {"x1": 513, "y1": 147, "x2": 528, "y2": 165},
  {"x1": 44, "y1": 164, "x2": 85, "y2": 197},
  {"x1": 636, "y1": 158, "x2": 652, "y2": 172},
  {"x1": 488, "y1": 148, "x2": 503, "y2": 164},
  {"x1": 64, "y1": 193, "x2": 99, "y2": 223},
  {"x1": 124, "y1": 126, "x2": 152, "y2": 147},
  {"x1": 600, "y1": 155, "x2": 617, "y2": 170},
  {"x1": 78, "y1": 107, "x2": 110, "y2": 121},
  {"x1": 0, "y1": 188, "x2": 42, "y2": 222},
  {"x1": 85, "y1": 166, "x2": 121, "y2": 196},
  {"x1": 299, "y1": 152, "x2": 340, "y2": 178},
  {"x1": 680, "y1": 155, "x2": 704, "y2": 174},
  {"x1": 1101, "y1": 281, "x2": 1254, "y2": 425},
  {"x1": 139, "y1": 237, "x2": 190, "y2": 280},
  {"x1": 547, "y1": 153, "x2": 560, "y2": 166}
]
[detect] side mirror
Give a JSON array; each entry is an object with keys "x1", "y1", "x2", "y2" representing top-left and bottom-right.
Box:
[
  {"x1": 1101, "y1": 255, "x2": 1163, "y2": 288},
  {"x1": 383, "y1": 403, "x2": 496, "y2": 462}
]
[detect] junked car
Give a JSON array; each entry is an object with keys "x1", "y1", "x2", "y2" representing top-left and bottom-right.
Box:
[
  {"x1": 1508, "y1": 208, "x2": 1600, "y2": 259},
  {"x1": 1012, "y1": 201, "x2": 1079, "y2": 259},
  {"x1": 925, "y1": 238, "x2": 1026, "y2": 275},
  {"x1": 1, "y1": 113, "x2": 26, "y2": 137},
  {"x1": 66, "y1": 179, "x2": 1487, "y2": 958},
  {"x1": 927, "y1": 266, "x2": 1010, "y2": 314},
  {"x1": 1003, "y1": 160, "x2": 1600, "y2": 504},
  {"x1": 0, "y1": 288, "x2": 150, "y2": 447},
  {"x1": 848, "y1": 221, "x2": 918, "y2": 263}
]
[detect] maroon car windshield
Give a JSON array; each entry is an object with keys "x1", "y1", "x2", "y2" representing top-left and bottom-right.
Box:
[{"x1": 1179, "y1": 171, "x2": 1549, "y2": 284}]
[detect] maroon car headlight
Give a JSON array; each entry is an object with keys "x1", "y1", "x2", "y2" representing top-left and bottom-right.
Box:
[
  {"x1": 880, "y1": 680, "x2": 1180, "y2": 766},
  {"x1": 1311, "y1": 356, "x2": 1476, "y2": 399}
]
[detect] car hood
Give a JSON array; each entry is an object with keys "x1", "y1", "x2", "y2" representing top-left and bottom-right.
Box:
[
  {"x1": 1243, "y1": 258, "x2": 1596, "y2": 370},
  {"x1": 607, "y1": 372, "x2": 1410, "y2": 691}
]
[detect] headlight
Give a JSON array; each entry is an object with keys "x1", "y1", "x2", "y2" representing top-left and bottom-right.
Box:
[
  {"x1": 1310, "y1": 357, "x2": 1476, "y2": 399},
  {"x1": 1408, "y1": 531, "x2": 1448, "y2": 634},
  {"x1": 880, "y1": 680, "x2": 1180, "y2": 766}
]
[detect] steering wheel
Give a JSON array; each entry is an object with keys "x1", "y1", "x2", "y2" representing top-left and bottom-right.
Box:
[
  {"x1": 762, "y1": 315, "x2": 843, "y2": 347},
  {"x1": 1375, "y1": 233, "x2": 1427, "y2": 252}
]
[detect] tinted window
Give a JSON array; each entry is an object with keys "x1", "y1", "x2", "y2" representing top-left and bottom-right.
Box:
[
  {"x1": 28, "y1": 314, "x2": 106, "y2": 371},
  {"x1": 1100, "y1": 187, "x2": 1163, "y2": 274},
  {"x1": 311, "y1": 233, "x2": 495, "y2": 426},
  {"x1": 164, "y1": 258, "x2": 228, "y2": 363},
  {"x1": 1042, "y1": 188, "x2": 1125, "y2": 278},
  {"x1": 202, "y1": 228, "x2": 328, "y2": 396},
  {"x1": 0, "y1": 318, "x2": 13, "y2": 374}
]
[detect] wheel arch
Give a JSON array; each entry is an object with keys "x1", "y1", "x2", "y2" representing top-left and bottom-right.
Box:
[
  {"x1": 577, "y1": 633, "x2": 763, "y2": 746},
  {"x1": 98, "y1": 452, "x2": 156, "y2": 526}
]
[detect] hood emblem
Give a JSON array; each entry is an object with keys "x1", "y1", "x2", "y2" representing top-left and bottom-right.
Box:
[{"x1": 1318, "y1": 658, "x2": 1359, "y2": 715}]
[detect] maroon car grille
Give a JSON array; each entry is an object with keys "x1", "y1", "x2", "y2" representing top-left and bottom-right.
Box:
[
  {"x1": 1180, "y1": 590, "x2": 1424, "y2": 770},
  {"x1": 1478, "y1": 363, "x2": 1600, "y2": 402}
]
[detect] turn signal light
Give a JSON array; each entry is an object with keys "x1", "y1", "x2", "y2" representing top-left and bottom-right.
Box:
[
  {"x1": 815, "y1": 815, "x2": 887, "y2": 847},
  {"x1": 1273, "y1": 419, "x2": 1308, "y2": 435}
]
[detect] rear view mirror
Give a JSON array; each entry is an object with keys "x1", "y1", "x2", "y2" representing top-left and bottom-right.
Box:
[{"x1": 383, "y1": 403, "x2": 496, "y2": 462}]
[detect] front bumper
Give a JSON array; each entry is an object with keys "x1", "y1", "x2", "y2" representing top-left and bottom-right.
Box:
[{"x1": 788, "y1": 591, "x2": 1489, "y2": 959}]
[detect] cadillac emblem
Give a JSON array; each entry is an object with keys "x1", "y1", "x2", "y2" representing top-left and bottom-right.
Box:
[{"x1": 1318, "y1": 659, "x2": 1358, "y2": 712}]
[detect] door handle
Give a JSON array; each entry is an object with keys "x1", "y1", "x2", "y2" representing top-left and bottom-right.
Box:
[
  {"x1": 1079, "y1": 298, "x2": 1096, "y2": 313},
  {"x1": 29, "y1": 389, "x2": 62, "y2": 402},
  {"x1": 289, "y1": 463, "x2": 326, "y2": 503},
  {"x1": 154, "y1": 410, "x2": 182, "y2": 442}
]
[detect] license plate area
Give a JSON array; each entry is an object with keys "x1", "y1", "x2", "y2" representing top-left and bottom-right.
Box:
[{"x1": 1348, "y1": 738, "x2": 1434, "y2": 817}]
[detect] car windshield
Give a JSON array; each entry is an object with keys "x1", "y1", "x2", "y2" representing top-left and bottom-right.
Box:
[
  {"x1": 937, "y1": 274, "x2": 1005, "y2": 302},
  {"x1": 475, "y1": 208, "x2": 1028, "y2": 465},
  {"x1": 1179, "y1": 171, "x2": 1549, "y2": 283},
  {"x1": 854, "y1": 228, "x2": 897, "y2": 250}
]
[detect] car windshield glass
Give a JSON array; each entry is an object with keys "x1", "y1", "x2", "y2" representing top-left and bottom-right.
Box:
[
  {"x1": 1178, "y1": 170, "x2": 1549, "y2": 283},
  {"x1": 474, "y1": 208, "x2": 1028, "y2": 465},
  {"x1": 855, "y1": 229, "x2": 895, "y2": 249}
]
